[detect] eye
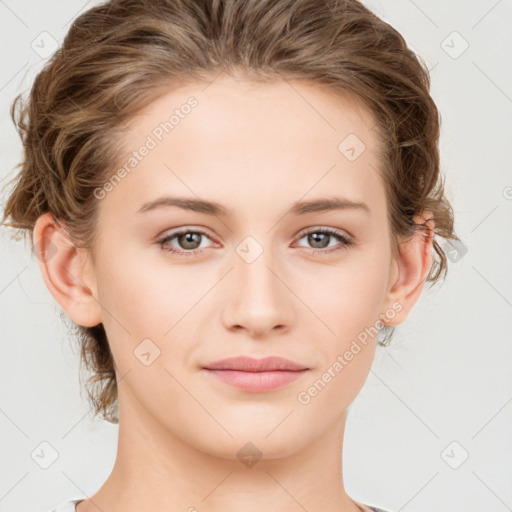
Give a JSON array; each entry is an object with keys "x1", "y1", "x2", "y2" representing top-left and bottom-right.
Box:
[
  {"x1": 158, "y1": 228, "x2": 215, "y2": 257},
  {"x1": 157, "y1": 227, "x2": 353, "y2": 258},
  {"x1": 294, "y1": 227, "x2": 353, "y2": 255}
]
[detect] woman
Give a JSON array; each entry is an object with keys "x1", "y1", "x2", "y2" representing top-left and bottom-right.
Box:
[{"x1": 2, "y1": 0, "x2": 458, "y2": 511}]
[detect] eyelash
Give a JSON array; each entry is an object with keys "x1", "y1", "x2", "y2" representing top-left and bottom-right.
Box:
[{"x1": 158, "y1": 227, "x2": 352, "y2": 258}]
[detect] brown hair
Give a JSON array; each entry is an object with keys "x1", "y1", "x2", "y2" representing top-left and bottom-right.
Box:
[{"x1": 2, "y1": 0, "x2": 459, "y2": 424}]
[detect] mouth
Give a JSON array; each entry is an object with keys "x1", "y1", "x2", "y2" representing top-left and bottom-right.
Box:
[{"x1": 202, "y1": 356, "x2": 310, "y2": 392}]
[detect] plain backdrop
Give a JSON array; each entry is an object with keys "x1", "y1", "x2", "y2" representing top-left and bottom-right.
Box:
[{"x1": 1, "y1": 1, "x2": 511, "y2": 511}]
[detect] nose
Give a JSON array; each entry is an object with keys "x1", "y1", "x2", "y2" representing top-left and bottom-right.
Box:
[{"x1": 220, "y1": 247, "x2": 295, "y2": 339}]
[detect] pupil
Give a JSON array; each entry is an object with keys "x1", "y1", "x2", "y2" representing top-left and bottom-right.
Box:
[
  {"x1": 309, "y1": 232, "x2": 329, "y2": 249},
  {"x1": 180, "y1": 232, "x2": 201, "y2": 249}
]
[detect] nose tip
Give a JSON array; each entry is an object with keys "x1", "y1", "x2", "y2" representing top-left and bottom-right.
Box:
[{"x1": 221, "y1": 257, "x2": 294, "y2": 338}]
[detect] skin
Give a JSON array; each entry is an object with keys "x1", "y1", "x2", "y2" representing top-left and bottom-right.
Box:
[{"x1": 33, "y1": 74, "x2": 434, "y2": 512}]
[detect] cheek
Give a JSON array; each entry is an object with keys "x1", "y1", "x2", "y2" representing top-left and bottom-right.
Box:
[
  {"x1": 95, "y1": 258, "x2": 208, "y2": 364},
  {"x1": 97, "y1": 254, "x2": 188, "y2": 326},
  {"x1": 297, "y1": 275, "x2": 380, "y2": 413},
  {"x1": 294, "y1": 255, "x2": 387, "y2": 402},
  {"x1": 301, "y1": 259, "x2": 387, "y2": 338},
  {"x1": 304, "y1": 346, "x2": 375, "y2": 417}
]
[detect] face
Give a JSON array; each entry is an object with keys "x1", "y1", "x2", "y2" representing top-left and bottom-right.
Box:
[{"x1": 83, "y1": 75, "x2": 399, "y2": 459}]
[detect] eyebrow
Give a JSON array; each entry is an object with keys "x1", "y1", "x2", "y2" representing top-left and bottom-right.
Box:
[{"x1": 137, "y1": 196, "x2": 370, "y2": 216}]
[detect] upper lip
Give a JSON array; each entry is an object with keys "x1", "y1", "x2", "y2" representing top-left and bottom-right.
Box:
[{"x1": 203, "y1": 356, "x2": 308, "y2": 372}]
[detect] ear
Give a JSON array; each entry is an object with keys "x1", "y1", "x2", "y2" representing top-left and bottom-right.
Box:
[
  {"x1": 32, "y1": 212, "x2": 102, "y2": 327},
  {"x1": 380, "y1": 210, "x2": 435, "y2": 326}
]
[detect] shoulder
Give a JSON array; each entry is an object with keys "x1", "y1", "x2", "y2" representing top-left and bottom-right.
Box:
[
  {"x1": 47, "y1": 499, "x2": 82, "y2": 512},
  {"x1": 47, "y1": 499, "x2": 392, "y2": 512},
  {"x1": 359, "y1": 503, "x2": 395, "y2": 512}
]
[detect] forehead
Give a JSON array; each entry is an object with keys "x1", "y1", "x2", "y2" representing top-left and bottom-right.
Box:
[
  {"x1": 100, "y1": 75, "x2": 386, "y2": 223},
  {"x1": 132, "y1": 75, "x2": 379, "y2": 149}
]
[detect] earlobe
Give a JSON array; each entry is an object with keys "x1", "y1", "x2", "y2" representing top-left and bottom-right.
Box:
[
  {"x1": 33, "y1": 212, "x2": 103, "y2": 327},
  {"x1": 380, "y1": 211, "x2": 435, "y2": 327}
]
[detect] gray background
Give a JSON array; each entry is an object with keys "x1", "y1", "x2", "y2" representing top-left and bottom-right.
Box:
[{"x1": 1, "y1": 1, "x2": 511, "y2": 511}]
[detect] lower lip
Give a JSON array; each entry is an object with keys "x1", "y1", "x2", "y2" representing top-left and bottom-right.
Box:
[{"x1": 203, "y1": 369, "x2": 309, "y2": 392}]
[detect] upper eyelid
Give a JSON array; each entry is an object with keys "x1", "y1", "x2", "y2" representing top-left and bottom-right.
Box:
[
  {"x1": 296, "y1": 226, "x2": 349, "y2": 237},
  {"x1": 160, "y1": 226, "x2": 348, "y2": 237}
]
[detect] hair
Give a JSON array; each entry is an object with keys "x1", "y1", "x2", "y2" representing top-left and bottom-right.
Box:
[{"x1": 2, "y1": 0, "x2": 460, "y2": 424}]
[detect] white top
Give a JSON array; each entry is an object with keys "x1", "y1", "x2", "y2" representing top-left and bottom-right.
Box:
[{"x1": 49, "y1": 498, "x2": 393, "y2": 512}]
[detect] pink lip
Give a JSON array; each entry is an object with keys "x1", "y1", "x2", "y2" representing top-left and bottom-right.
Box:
[
  {"x1": 204, "y1": 356, "x2": 308, "y2": 372},
  {"x1": 202, "y1": 356, "x2": 310, "y2": 392}
]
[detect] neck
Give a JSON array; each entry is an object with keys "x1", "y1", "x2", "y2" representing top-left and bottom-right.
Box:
[{"x1": 78, "y1": 389, "x2": 364, "y2": 512}]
